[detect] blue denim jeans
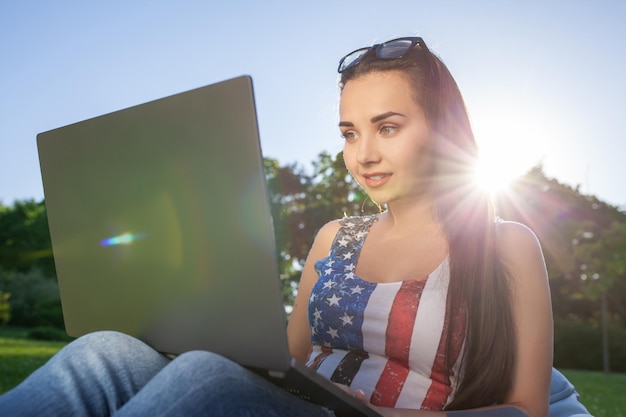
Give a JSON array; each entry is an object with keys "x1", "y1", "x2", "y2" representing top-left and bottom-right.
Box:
[
  {"x1": 0, "y1": 331, "x2": 591, "y2": 417},
  {"x1": 0, "y1": 331, "x2": 334, "y2": 417}
]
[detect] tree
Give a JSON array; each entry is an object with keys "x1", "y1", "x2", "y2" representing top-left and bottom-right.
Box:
[
  {"x1": 496, "y1": 164, "x2": 626, "y2": 325},
  {"x1": 264, "y1": 157, "x2": 309, "y2": 305},
  {"x1": 573, "y1": 221, "x2": 626, "y2": 373},
  {"x1": 264, "y1": 151, "x2": 378, "y2": 306},
  {"x1": 0, "y1": 200, "x2": 55, "y2": 277},
  {"x1": 0, "y1": 291, "x2": 10, "y2": 325},
  {"x1": 494, "y1": 165, "x2": 626, "y2": 372}
]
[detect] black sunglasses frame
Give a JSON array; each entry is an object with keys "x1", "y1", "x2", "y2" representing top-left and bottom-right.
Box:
[{"x1": 337, "y1": 36, "x2": 426, "y2": 73}]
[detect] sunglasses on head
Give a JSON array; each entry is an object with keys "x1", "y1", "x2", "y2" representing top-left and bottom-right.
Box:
[{"x1": 337, "y1": 36, "x2": 426, "y2": 73}]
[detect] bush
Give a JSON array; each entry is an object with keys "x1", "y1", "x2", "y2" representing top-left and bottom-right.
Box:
[
  {"x1": 27, "y1": 326, "x2": 73, "y2": 342},
  {"x1": 0, "y1": 269, "x2": 64, "y2": 328},
  {"x1": 554, "y1": 319, "x2": 626, "y2": 372},
  {"x1": 0, "y1": 291, "x2": 10, "y2": 325}
]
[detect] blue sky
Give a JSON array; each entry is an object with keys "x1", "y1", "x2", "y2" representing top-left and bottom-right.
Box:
[{"x1": 2, "y1": 0, "x2": 625, "y2": 208}]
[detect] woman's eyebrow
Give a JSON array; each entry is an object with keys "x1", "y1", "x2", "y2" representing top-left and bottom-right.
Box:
[
  {"x1": 370, "y1": 111, "x2": 405, "y2": 123},
  {"x1": 339, "y1": 111, "x2": 406, "y2": 128}
]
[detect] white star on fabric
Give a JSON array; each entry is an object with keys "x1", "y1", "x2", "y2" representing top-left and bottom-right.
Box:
[
  {"x1": 326, "y1": 294, "x2": 342, "y2": 307},
  {"x1": 340, "y1": 314, "x2": 353, "y2": 326},
  {"x1": 355, "y1": 231, "x2": 366, "y2": 239},
  {"x1": 345, "y1": 272, "x2": 356, "y2": 280},
  {"x1": 325, "y1": 260, "x2": 335, "y2": 267},
  {"x1": 338, "y1": 238, "x2": 349, "y2": 247},
  {"x1": 323, "y1": 281, "x2": 336, "y2": 290},
  {"x1": 344, "y1": 221, "x2": 355, "y2": 228},
  {"x1": 326, "y1": 327, "x2": 339, "y2": 339},
  {"x1": 324, "y1": 267, "x2": 333, "y2": 276},
  {"x1": 344, "y1": 263, "x2": 355, "y2": 272},
  {"x1": 351, "y1": 285, "x2": 364, "y2": 294},
  {"x1": 342, "y1": 251, "x2": 354, "y2": 260},
  {"x1": 313, "y1": 308, "x2": 323, "y2": 321}
]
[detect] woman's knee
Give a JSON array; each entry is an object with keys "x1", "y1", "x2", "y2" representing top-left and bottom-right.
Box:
[
  {"x1": 66, "y1": 331, "x2": 148, "y2": 352},
  {"x1": 165, "y1": 351, "x2": 264, "y2": 395},
  {"x1": 167, "y1": 352, "x2": 334, "y2": 416},
  {"x1": 66, "y1": 331, "x2": 164, "y2": 360},
  {"x1": 50, "y1": 331, "x2": 170, "y2": 386},
  {"x1": 170, "y1": 350, "x2": 242, "y2": 377}
]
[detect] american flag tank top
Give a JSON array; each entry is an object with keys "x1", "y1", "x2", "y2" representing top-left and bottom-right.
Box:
[{"x1": 307, "y1": 215, "x2": 466, "y2": 410}]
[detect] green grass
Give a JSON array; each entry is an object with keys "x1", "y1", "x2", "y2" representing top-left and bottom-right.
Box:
[
  {"x1": 0, "y1": 327, "x2": 624, "y2": 416},
  {"x1": 561, "y1": 369, "x2": 626, "y2": 417},
  {"x1": 0, "y1": 326, "x2": 68, "y2": 393}
]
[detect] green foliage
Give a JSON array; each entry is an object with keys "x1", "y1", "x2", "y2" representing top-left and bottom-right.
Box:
[
  {"x1": 554, "y1": 320, "x2": 626, "y2": 372},
  {"x1": 0, "y1": 291, "x2": 10, "y2": 325},
  {"x1": 497, "y1": 164, "x2": 626, "y2": 327},
  {"x1": 0, "y1": 200, "x2": 55, "y2": 277},
  {"x1": 264, "y1": 151, "x2": 379, "y2": 306},
  {"x1": 0, "y1": 269, "x2": 63, "y2": 328},
  {"x1": 27, "y1": 326, "x2": 73, "y2": 342},
  {"x1": 573, "y1": 221, "x2": 626, "y2": 301}
]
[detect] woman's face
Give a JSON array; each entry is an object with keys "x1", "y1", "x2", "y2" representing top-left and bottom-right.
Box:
[{"x1": 340, "y1": 70, "x2": 434, "y2": 205}]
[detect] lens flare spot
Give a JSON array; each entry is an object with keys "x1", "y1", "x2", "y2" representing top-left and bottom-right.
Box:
[{"x1": 100, "y1": 232, "x2": 147, "y2": 247}]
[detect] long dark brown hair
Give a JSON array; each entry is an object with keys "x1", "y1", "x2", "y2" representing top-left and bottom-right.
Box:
[{"x1": 339, "y1": 39, "x2": 516, "y2": 410}]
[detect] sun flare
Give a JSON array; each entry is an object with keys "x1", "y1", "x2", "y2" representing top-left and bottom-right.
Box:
[
  {"x1": 470, "y1": 109, "x2": 546, "y2": 196},
  {"x1": 473, "y1": 157, "x2": 517, "y2": 195}
]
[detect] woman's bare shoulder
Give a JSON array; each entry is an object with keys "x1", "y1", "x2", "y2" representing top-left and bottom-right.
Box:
[
  {"x1": 312, "y1": 219, "x2": 342, "y2": 246},
  {"x1": 495, "y1": 220, "x2": 548, "y2": 284},
  {"x1": 300, "y1": 219, "x2": 340, "y2": 263},
  {"x1": 496, "y1": 220, "x2": 542, "y2": 254},
  {"x1": 317, "y1": 218, "x2": 343, "y2": 237}
]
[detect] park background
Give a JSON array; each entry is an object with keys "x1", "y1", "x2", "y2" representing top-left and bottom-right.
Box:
[{"x1": 1, "y1": 1, "x2": 625, "y2": 416}]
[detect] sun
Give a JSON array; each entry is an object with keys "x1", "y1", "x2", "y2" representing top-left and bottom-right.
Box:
[
  {"x1": 470, "y1": 106, "x2": 547, "y2": 196},
  {"x1": 473, "y1": 156, "x2": 517, "y2": 195}
]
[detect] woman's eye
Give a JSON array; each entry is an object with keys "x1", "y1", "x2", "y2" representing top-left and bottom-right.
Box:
[
  {"x1": 341, "y1": 131, "x2": 358, "y2": 142},
  {"x1": 380, "y1": 125, "x2": 397, "y2": 136}
]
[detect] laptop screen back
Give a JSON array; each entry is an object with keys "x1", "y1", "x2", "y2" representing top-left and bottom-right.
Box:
[{"x1": 37, "y1": 76, "x2": 291, "y2": 372}]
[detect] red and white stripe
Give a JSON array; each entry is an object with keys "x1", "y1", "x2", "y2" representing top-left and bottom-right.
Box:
[{"x1": 309, "y1": 259, "x2": 466, "y2": 410}]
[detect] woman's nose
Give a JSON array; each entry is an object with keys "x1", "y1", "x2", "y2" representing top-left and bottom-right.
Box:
[{"x1": 356, "y1": 135, "x2": 381, "y2": 165}]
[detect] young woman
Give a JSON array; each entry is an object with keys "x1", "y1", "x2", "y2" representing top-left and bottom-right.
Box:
[
  {"x1": 289, "y1": 36, "x2": 556, "y2": 417},
  {"x1": 0, "y1": 36, "x2": 591, "y2": 417}
]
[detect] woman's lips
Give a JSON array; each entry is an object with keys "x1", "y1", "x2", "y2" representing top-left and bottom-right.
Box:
[{"x1": 362, "y1": 173, "x2": 391, "y2": 188}]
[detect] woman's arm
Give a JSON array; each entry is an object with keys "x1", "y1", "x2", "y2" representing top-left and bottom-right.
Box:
[
  {"x1": 287, "y1": 220, "x2": 342, "y2": 363},
  {"x1": 496, "y1": 221, "x2": 553, "y2": 417}
]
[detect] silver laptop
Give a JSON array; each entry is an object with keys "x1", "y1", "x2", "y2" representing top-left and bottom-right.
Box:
[{"x1": 37, "y1": 76, "x2": 380, "y2": 417}]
